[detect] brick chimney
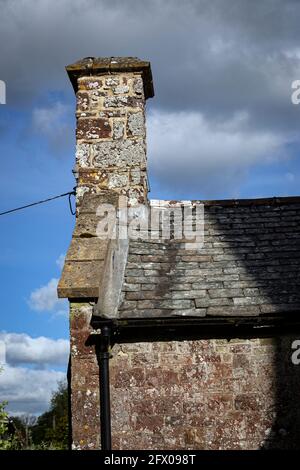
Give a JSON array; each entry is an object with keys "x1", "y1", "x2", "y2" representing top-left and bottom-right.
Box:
[{"x1": 66, "y1": 57, "x2": 154, "y2": 208}]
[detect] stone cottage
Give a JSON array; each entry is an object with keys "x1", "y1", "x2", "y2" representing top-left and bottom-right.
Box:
[{"x1": 58, "y1": 57, "x2": 300, "y2": 450}]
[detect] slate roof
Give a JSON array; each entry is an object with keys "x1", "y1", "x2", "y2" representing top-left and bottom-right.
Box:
[
  {"x1": 58, "y1": 194, "x2": 300, "y2": 322},
  {"x1": 118, "y1": 198, "x2": 300, "y2": 319}
]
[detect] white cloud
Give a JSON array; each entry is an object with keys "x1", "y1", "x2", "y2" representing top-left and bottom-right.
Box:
[
  {"x1": 32, "y1": 102, "x2": 73, "y2": 154},
  {"x1": 0, "y1": 364, "x2": 66, "y2": 415},
  {"x1": 28, "y1": 278, "x2": 68, "y2": 316},
  {"x1": 0, "y1": 332, "x2": 69, "y2": 414},
  {"x1": 285, "y1": 172, "x2": 295, "y2": 182},
  {"x1": 2, "y1": 0, "x2": 300, "y2": 124},
  {"x1": 147, "y1": 110, "x2": 295, "y2": 197},
  {"x1": 0, "y1": 332, "x2": 69, "y2": 415},
  {"x1": 32, "y1": 102, "x2": 69, "y2": 134},
  {"x1": 0, "y1": 332, "x2": 69, "y2": 367},
  {"x1": 56, "y1": 253, "x2": 66, "y2": 270}
]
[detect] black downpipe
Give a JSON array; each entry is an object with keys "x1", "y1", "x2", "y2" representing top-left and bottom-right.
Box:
[{"x1": 96, "y1": 325, "x2": 112, "y2": 450}]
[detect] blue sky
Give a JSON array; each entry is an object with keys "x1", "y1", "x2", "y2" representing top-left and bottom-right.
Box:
[{"x1": 0, "y1": 0, "x2": 300, "y2": 415}]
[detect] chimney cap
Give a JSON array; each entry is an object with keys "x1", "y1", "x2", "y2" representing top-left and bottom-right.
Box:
[{"x1": 66, "y1": 56, "x2": 154, "y2": 99}]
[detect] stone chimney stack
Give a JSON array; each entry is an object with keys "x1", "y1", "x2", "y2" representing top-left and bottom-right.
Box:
[{"x1": 66, "y1": 57, "x2": 154, "y2": 207}]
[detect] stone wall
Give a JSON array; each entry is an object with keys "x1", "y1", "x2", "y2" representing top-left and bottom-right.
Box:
[
  {"x1": 75, "y1": 73, "x2": 148, "y2": 207},
  {"x1": 69, "y1": 303, "x2": 100, "y2": 449},
  {"x1": 70, "y1": 301, "x2": 300, "y2": 450}
]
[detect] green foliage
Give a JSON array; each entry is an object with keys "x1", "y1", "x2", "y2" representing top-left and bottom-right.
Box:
[
  {"x1": 0, "y1": 368, "x2": 69, "y2": 451},
  {"x1": 0, "y1": 401, "x2": 19, "y2": 450},
  {"x1": 30, "y1": 381, "x2": 69, "y2": 450},
  {"x1": 0, "y1": 401, "x2": 10, "y2": 449},
  {"x1": 0, "y1": 366, "x2": 19, "y2": 449}
]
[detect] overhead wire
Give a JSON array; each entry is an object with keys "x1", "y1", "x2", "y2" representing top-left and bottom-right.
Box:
[{"x1": 0, "y1": 189, "x2": 76, "y2": 216}]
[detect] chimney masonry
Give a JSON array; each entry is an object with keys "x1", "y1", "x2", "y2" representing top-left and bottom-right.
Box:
[{"x1": 66, "y1": 57, "x2": 154, "y2": 208}]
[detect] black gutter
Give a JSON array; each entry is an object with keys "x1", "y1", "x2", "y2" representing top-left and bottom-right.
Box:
[{"x1": 91, "y1": 314, "x2": 300, "y2": 343}]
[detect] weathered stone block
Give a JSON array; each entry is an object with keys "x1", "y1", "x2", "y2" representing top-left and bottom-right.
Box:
[
  {"x1": 234, "y1": 395, "x2": 259, "y2": 411},
  {"x1": 107, "y1": 172, "x2": 128, "y2": 188},
  {"x1": 133, "y1": 77, "x2": 144, "y2": 95},
  {"x1": 76, "y1": 143, "x2": 90, "y2": 168},
  {"x1": 78, "y1": 77, "x2": 103, "y2": 90},
  {"x1": 66, "y1": 238, "x2": 108, "y2": 261},
  {"x1": 113, "y1": 84, "x2": 129, "y2": 94},
  {"x1": 113, "y1": 120, "x2": 125, "y2": 139},
  {"x1": 76, "y1": 91, "x2": 90, "y2": 111},
  {"x1": 208, "y1": 288, "x2": 244, "y2": 299},
  {"x1": 58, "y1": 260, "x2": 103, "y2": 298},
  {"x1": 93, "y1": 140, "x2": 146, "y2": 168},
  {"x1": 234, "y1": 296, "x2": 270, "y2": 306},
  {"x1": 77, "y1": 118, "x2": 112, "y2": 140},
  {"x1": 137, "y1": 299, "x2": 193, "y2": 309},
  {"x1": 195, "y1": 298, "x2": 233, "y2": 308},
  {"x1": 105, "y1": 77, "x2": 120, "y2": 86},
  {"x1": 103, "y1": 96, "x2": 125, "y2": 108},
  {"x1": 127, "y1": 112, "x2": 145, "y2": 136}
]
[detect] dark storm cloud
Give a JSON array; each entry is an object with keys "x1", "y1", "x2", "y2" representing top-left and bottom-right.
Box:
[
  {"x1": 1, "y1": 0, "x2": 299, "y2": 115},
  {"x1": 1, "y1": 0, "x2": 300, "y2": 195}
]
